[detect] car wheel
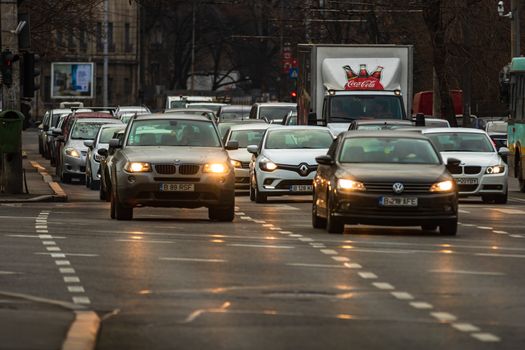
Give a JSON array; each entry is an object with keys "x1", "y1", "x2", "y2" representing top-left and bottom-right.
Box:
[
  {"x1": 254, "y1": 176, "x2": 267, "y2": 203},
  {"x1": 100, "y1": 184, "x2": 107, "y2": 201},
  {"x1": 61, "y1": 171, "x2": 71, "y2": 184},
  {"x1": 112, "y1": 189, "x2": 133, "y2": 220},
  {"x1": 326, "y1": 192, "x2": 344, "y2": 234},
  {"x1": 38, "y1": 140, "x2": 43, "y2": 155},
  {"x1": 85, "y1": 174, "x2": 91, "y2": 188},
  {"x1": 481, "y1": 195, "x2": 494, "y2": 204},
  {"x1": 439, "y1": 220, "x2": 457, "y2": 236},
  {"x1": 494, "y1": 190, "x2": 508, "y2": 204},
  {"x1": 519, "y1": 159, "x2": 525, "y2": 193},
  {"x1": 249, "y1": 177, "x2": 256, "y2": 202},
  {"x1": 109, "y1": 190, "x2": 115, "y2": 219},
  {"x1": 208, "y1": 205, "x2": 235, "y2": 222},
  {"x1": 312, "y1": 191, "x2": 326, "y2": 229},
  {"x1": 421, "y1": 225, "x2": 438, "y2": 232}
]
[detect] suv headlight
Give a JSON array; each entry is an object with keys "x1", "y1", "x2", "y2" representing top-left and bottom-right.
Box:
[
  {"x1": 259, "y1": 157, "x2": 277, "y2": 171},
  {"x1": 430, "y1": 180, "x2": 454, "y2": 192},
  {"x1": 203, "y1": 163, "x2": 229, "y2": 174},
  {"x1": 124, "y1": 162, "x2": 151, "y2": 173},
  {"x1": 65, "y1": 147, "x2": 80, "y2": 158},
  {"x1": 486, "y1": 165, "x2": 505, "y2": 174},
  {"x1": 230, "y1": 159, "x2": 242, "y2": 168},
  {"x1": 337, "y1": 179, "x2": 366, "y2": 191}
]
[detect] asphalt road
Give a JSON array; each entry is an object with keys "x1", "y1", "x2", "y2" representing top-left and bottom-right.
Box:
[{"x1": 2, "y1": 135, "x2": 525, "y2": 349}]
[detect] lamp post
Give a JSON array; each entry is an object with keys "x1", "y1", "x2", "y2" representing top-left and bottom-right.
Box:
[{"x1": 498, "y1": 0, "x2": 520, "y2": 58}]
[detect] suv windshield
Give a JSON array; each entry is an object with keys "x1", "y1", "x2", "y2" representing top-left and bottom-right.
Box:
[
  {"x1": 259, "y1": 106, "x2": 296, "y2": 121},
  {"x1": 266, "y1": 129, "x2": 332, "y2": 149},
  {"x1": 426, "y1": 132, "x2": 494, "y2": 152},
  {"x1": 329, "y1": 95, "x2": 403, "y2": 122},
  {"x1": 71, "y1": 122, "x2": 106, "y2": 140},
  {"x1": 340, "y1": 137, "x2": 440, "y2": 164},
  {"x1": 128, "y1": 119, "x2": 221, "y2": 147}
]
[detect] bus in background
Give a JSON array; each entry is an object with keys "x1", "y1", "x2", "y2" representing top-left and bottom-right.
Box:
[{"x1": 505, "y1": 57, "x2": 525, "y2": 192}]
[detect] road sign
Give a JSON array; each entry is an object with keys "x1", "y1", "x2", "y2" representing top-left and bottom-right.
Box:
[{"x1": 289, "y1": 68, "x2": 298, "y2": 79}]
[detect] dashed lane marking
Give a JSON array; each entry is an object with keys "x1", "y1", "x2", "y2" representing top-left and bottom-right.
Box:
[
  {"x1": 331, "y1": 256, "x2": 349, "y2": 262},
  {"x1": 493, "y1": 230, "x2": 508, "y2": 234},
  {"x1": 372, "y1": 282, "x2": 395, "y2": 290},
  {"x1": 64, "y1": 277, "x2": 81, "y2": 283},
  {"x1": 428, "y1": 269, "x2": 504, "y2": 276},
  {"x1": 67, "y1": 286, "x2": 85, "y2": 293},
  {"x1": 228, "y1": 244, "x2": 294, "y2": 249},
  {"x1": 410, "y1": 302, "x2": 433, "y2": 309},
  {"x1": 391, "y1": 292, "x2": 414, "y2": 300},
  {"x1": 431, "y1": 312, "x2": 457, "y2": 322},
  {"x1": 510, "y1": 234, "x2": 524, "y2": 238},
  {"x1": 159, "y1": 257, "x2": 226, "y2": 263},
  {"x1": 492, "y1": 208, "x2": 525, "y2": 214},
  {"x1": 476, "y1": 253, "x2": 525, "y2": 258},
  {"x1": 59, "y1": 268, "x2": 76, "y2": 274},
  {"x1": 344, "y1": 262, "x2": 362, "y2": 269},
  {"x1": 477, "y1": 226, "x2": 493, "y2": 230},
  {"x1": 471, "y1": 333, "x2": 501, "y2": 342},
  {"x1": 358, "y1": 272, "x2": 378, "y2": 279},
  {"x1": 287, "y1": 263, "x2": 347, "y2": 269},
  {"x1": 320, "y1": 249, "x2": 338, "y2": 255},
  {"x1": 299, "y1": 238, "x2": 314, "y2": 242},
  {"x1": 452, "y1": 323, "x2": 480, "y2": 332}
]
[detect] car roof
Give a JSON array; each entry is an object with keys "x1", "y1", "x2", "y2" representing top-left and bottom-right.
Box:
[
  {"x1": 255, "y1": 102, "x2": 297, "y2": 107},
  {"x1": 73, "y1": 112, "x2": 115, "y2": 118},
  {"x1": 267, "y1": 125, "x2": 331, "y2": 132},
  {"x1": 342, "y1": 130, "x2": 432, "y2": 140},
  {"x1": 228, "y1": 123, "x2": 272, "y2": 131},
  {"x1": 51, "y1": 108, "x2": 72, "y2": 114},
  {"x1": 421, "y1": 127, "x2": 488, "y2": 134},
  {"x1": 165, "y1": 108, "x2": 214, "y2": 113},
  {"x1": 355, "y1": 119, "x2": 412, "y2": 125},
  {"x1": 99, "y1": 123, "x2": 125, "y2": 129},
  {"x1": 133, "y1": 113, "x2": 210, "y2": 122},
  {"x1": 219, "y1": 105, "x2": 250, "y2": 112},
  {"x1": 74, "y1": 118, "x2": 121, "y2": 123}
]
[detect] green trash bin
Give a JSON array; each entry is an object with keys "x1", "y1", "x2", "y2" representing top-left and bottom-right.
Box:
[{"x1": 0, "y1": 110, "x2": 24, "y2": 154}]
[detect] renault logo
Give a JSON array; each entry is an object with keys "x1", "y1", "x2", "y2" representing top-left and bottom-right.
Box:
[
  {"x1": 299, "y1": 164, "x2": 309, "y2": 176},
  {"x1": 392, "y1": 182, "x2": 404, "y2": 194}
]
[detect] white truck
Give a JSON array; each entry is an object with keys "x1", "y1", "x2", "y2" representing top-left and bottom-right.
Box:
[{"x1": 297, "y1": 44, "x2": 413, "y2": 135}]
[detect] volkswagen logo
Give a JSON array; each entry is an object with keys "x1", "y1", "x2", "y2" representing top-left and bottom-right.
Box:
[
  {"x1": 392, "y1": 182, "x2": 404, "y2": 194},
  {"x1": 299, "y1": 164, "x2": 309, "y2": 176}
]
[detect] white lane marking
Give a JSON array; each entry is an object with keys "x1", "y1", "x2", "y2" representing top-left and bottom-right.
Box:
[
  {"x1": 428, "y1": 269, "x2": 505, "y2": 276},
  {"x1": 38, "y1": 234, "x2": 53, "y2": 239},
  {"x1": 51, "y1": 253, "x2": 66, "y2": 258},
  {"x1": 343, "y1": 248, "x2": 414, "y2": 254},
  {"x1": 461, "y1": 223, "x2": 475, "y2": 227},
  {"x1": 344, "y1": 262, "x2": 362, "y2": 269},
  {"x1": 458, "y1": 209, "x2": 470, "y2": 214},
  {"x1": 269, "y1": 227, "x2": 282, "y2": 231},
  {"x1": 331, "y1": 256, "x2": 349, "y2": 262},
  {"x1": 372, "y1": 282, "x2": 394, "y2": 290},
  {"x1": 240, "y1": 216, "x2": 251, "y2": 220},
  {"x1": 410, "y1": 302, "x2": 433, "y2": 309},
  {"x1": 160, "y1": 257, "x2": 226, "y2": 263},
  {"x1": 235, "y1": 212, "x2": 245, "y2": 215},
  {"x1": 471, "y1": 333, "x2": 500, "y2": 342},
  {"x1": 287, "y1": 263, "x2": 346, "y2": 269},
  {"x1": 55, "y1": 260, "x2": 71, "y2": 266},
  {"x1": 493, "y1": 230, "x2": 508, "y2": 234},
  {"x1": 254, "y1": 220, "x2": 266, "y2": 224},
  {"x1": 476, "y1": 253, "x2": 525, "y2": 258},
  {"x1": 452, "y1": 323, "x2": 480, "y2": 332},
  {"x1": 391, "y1": 292, "x2": 414, "y2": 300},
  {"x1": 358, "y1": 272, "x2": 378, "y2": 279},
  {"x1": 59, "y1": 268, "x2": 76, "y2": 274},
  {"x1": 0, "y1": 271, "x2": 21, "y2": 275},
  {"x1": 228, "y1": 244, "x2": 294, "y2": 249},
  {"x1": 510, "y1": 234, "x2": 524, "y2": 238},
  {"x1": 509, "y1": 196, "x2": 525, "y2": 203},
  {"x1": 64, "y1": 277, "x2": 81, "y2": 283},
  {"x1": 35, "y1": 225, "x2": 48, "y2": 229},
  {"x1": 431, "y1": 312, "x2": 457, "y2": 322},
  {"x1": 42, "y1": 241, "x2": 56, "y2": 245},
  {"x1": 289, "y1": 234, "x2": 302, "y2": 237},
  {"x1": 262, "y1": 224, "x2": 274, "y2": 227},
  {"x1": 36, "y1": 230, "x2": 48, "y2": 233},
  {"x1": 35, "y1": 220, "x2": 47, "y2": 224},
  {"x1": 299, "y1": 238, "x2": 314, "y2": 242},
  {"x1": 320, "y1": 249, "x2": 337, "y2": 255},
  {"x1": 68, "y1": 286, "x2": 85, "y2": 293},
  {"x1": 36, "y1": 253, "x2": 98, "y2": 257},
  {"x1": 72, "y1": 297, "x2": 91, "y2": 305},
  {"x1": 477, "y1": 226, "x2": 493, "y2": 230},
  {"x1": 46, "y1": 247, "x2": 61, "y2": 252},
  {"x1": 280, "y1": 231, "x2": 293, "y2": 234},
  {"x1": 310, "y1": 243, "x2": 325, "y2": 248},
  {"x1": 116, "y1": 239, "x2": 175, "y2": 244},
  {"x1": 493, "y1": 208, "x2": 525, "y2": 214}
]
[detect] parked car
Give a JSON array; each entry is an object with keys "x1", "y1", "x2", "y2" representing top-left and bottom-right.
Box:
[
  {"x1": 249, "y1": 102, "x2": 297, "y2": 124},
  {"x1": 312, "y1": 131, "x2": 458, "y2": 234},
  {"x1": 84, "y1": 123, "x2": 125, "y2": 190},
  {"x1": 101, "y1": 114, "x2": 238, "y2": 220},
  {"x1": 223, "y1": 123, "x2": 272, "y2": 190},
  {"x1": 248, "y1": 126, "x2": 334, "y2": 202},
  {"x1": 421, "y1": 128, "x2": 509, "y2": 203},
  {"x1": 217, "y1": 105, "x2": 251, "y2": 122},
  {"x1": 99, "y1": 129, "x2": 126, "y2": 201},
  {"x1": 39, "y1": 109, "x2": 71, "y2": 158}
]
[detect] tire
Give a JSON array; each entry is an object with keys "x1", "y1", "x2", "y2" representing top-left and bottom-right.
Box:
[
  {"x1": 61, "y1": 171, "x2": 71, "y2": 184},
  {"x1": 100, "y1": 185, "x2": 107, "y2": 201},
  {"x1": 85, "y1": 174, "x2": 91, "y2": 188},
  {"x1": 481, "y1": 195, "x2": 493, "y2": 204},
  {"x1": 312, "y1": 191, "x2": 326, "y2": 229},
  {"x1": 326, "y1": 192, "x2": 344, "y2": 234},
  {"x1": 249, "y1": 179, "x2": 256, "y2": 202},
  {"x1": 254, "y1": 176, "x2": 267, "y2": 203},
  {"x1": 421, "y1": 225, "x2": 438, "y2": 232},
  {"x1": 208, "y1": 205, "x2": 235, "y2": 222},
  {"x1": 518, "y1": 159, "x2": 525, "y2": 193},
  {"x1": 439, "y1": 220, "x2": 457, "y2": 236},
  {"x1": 112, "y1": 189, "x2": 133, "y2": 220},
  {"x1": 38, "y1": 139, "x2": 43, "y2": 155},
  {"x1": 109, "y1": 191, "x2": 115, "y2": 219},
  {"x1": 494, "y1": 190, "x2": 508, "y2": 204},
  {"x1": 90, "y1": 179, "x2": 100, "y2": 191}
]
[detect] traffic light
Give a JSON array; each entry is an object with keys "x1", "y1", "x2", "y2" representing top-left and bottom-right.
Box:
[
  {"x1": 22, "y1": 52, "x2": 40, "y2": 97},
  {"x1": 0, "y1": 50, "x2": 19, "y2": 88}
]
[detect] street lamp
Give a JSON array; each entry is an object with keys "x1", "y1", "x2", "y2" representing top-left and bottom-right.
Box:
[{"x1": 498, "y1": 0, "x2": 520, "y2": 58}]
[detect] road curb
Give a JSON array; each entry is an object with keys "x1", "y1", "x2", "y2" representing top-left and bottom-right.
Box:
[
  {"x1": 30, "y1": 160, "x2": 68, "y2": 202},
  {"x1": 62, "y1": 311, "x2": 101, "y2": 350}
]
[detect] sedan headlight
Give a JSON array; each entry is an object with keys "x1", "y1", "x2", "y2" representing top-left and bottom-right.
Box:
[
  {"x1": 337, "y1": 179, "x2": 366, "y2": 191},
  {"x1": 65, "y1": 147, "x2": 80, "y2": 158},
  {"x1": 486, "y1": 165, "x2": 505, "y2": 174},
  {"x1": 124, "y1": 162, "x2": 151, "y2": 173},
  {"x1": 259, "y1": 157, "x2": 277, "y2": 171},
  {"x1": 230, "y1": 159, "x2": 242, "y2": 168},
  {"x1": 430, "y1": 180, "x2": 454, "y2": 192},
  {"x1": 203, "y1": 163, "x2": 229, "y2": 174}
]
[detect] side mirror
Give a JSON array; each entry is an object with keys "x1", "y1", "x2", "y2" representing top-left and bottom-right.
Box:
[
  {"x1": 108, "y1": 138, "x2": 122, "y2": 149},
  {"x1": 84, "y1": 140, "x2": 94, "y2": 148},
  {"x1": 316, "y1": 155, "x2": 334, "y2": 166},
  {"x1": 53, "y1": 128, "x2": 63, "y2": 136},
  {"x1": 247, "y1": 145, "x2": 259, "y2": 155},
  {"x1": 446, "y1": 157, "x2": 461, "y2": 172},
  {"x1": 498, "y1": 147, "x2": 510, "y2": 156},
  {"x1": 97, "y1": 148, "x2": 109, "y2": 158},
  {"x1": 56, "y1": 136, "x2": 65, "y2": 142},
  {"x1": 225, "y1": 140, "x2": 239, "y2": 150}
]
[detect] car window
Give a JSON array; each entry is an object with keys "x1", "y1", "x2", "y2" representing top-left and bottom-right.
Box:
[
  {"x1": 265, "y1": 129, "x2": 332, "y2": 149},
  {"x1": 229, "y1": 129, "x2": 266, "y2": 148},
  {"x1": 486, "y1": 122, "x2": 507, "y2": 133},
  {"x1": 426, "y1": 132, "x2": 494, "y2": 152},
  {"x1": 339, "y1": 137, "x2": 440, "y2": 164},
  {"x1": 259, "y1": 106, "x2": 296, "y2": 120},
  {"x1": 71, "y1": 122, "x2": 106, "y2": 140},
  {"x1": 127, "y1": 119, "x2": 221, "y2": 147},
  {"x1": 100, "y1": 127, "x2": 125, "y2": 143},
  {"x1": 220, "y1": 111, "x2": 250, "y2": 121}
]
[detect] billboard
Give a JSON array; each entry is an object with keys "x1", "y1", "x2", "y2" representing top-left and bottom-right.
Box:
[{"x1": 51, "y1": 62, "x2": 94, "y2": 99}]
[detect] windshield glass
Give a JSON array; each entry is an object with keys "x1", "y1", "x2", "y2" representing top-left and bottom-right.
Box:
[
  {"x1": 329, "y1": 95, "x2": 403, "y2": 122},
  {"x1": 220, "y1": 111, "x2": 249, "y2": 121},
  {"x1": 188, "y1": 104, "x2": 223, "y2": 113},
  {"x1": 71, "y1": 122, "x2": 106, "y2": 140},
  {"x1": 51, "y1": 113, "x2": 69, "y2": 127},
  {"x1": 100, "y1": 127, "x2": 125, "y2": 143},
  {"x1": 265, "y1": 129, "x2": 332, "y2": 149},
  {"x1": 340, "y1": 137, "x2": 440, "y2": 164},
  {"x1": 128, "y1": 119, "x2": 221, "y2": 147},
  {"x1": 229, "y1": 130, "x2": 266, "y2": 148},
  {"x1": 486, "y1": 122, "x2": 507, "y2": 133},
  {"x1": 259, "y1": 106, "x2": 296, "y2": 121},
  {"x1": 425, "y1": 119, "x2": 449, "y2": 127},
  {"x1": 426, "y1": 132, "x2": 494, "y2": 152}
]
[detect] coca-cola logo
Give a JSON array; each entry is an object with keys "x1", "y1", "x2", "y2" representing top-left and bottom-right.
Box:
[{"x1": 343, "y1": 64, "x2": 384, "y2": 91}]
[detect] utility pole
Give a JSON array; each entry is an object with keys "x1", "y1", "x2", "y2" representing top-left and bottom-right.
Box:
[
  {"x1": 0, "y1": 0, "x2": 20, "y2": 111},
  {"x1": 103, "y1": 0, "x2": 109, "y2": 106},
  {"x1": 190, "y1": 0, "x2": 196, "y2": 93},
  {"x1": 511, "y1": 0, "x2": 521, "y2": 58}
]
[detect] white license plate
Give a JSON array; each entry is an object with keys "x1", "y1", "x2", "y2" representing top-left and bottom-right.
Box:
[
  {"x1": 455, "y1": 178, "x2": 478, "y2": 185},
  {"x1": 380, "y1": 196, "x2": 418, "y2": 207},
  {"x1": 290, "y1": 185, "x2": 313, "y2": 192},
  {"x1": 159, "y1": 183, "x2": 195, "y2": 192}
]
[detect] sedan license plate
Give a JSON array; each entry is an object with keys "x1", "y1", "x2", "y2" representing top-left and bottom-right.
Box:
[
  {"x1": 455, "y1": 178, "x2": 478, "y2": 185},
  {"x1": 159, "y1": 183, "x2": 195, "y2": 192},
  {"x1": 380, "y1": 196, "x2": 418, "y2": 207},
  {"x1": 290, "y1": 185, "x2": 312, "y2": 192}
]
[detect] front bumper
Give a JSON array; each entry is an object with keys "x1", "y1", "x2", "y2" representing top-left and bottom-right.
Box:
[
  {"x1": 234, "y1": 167, "x2": 250, "y2": 190},
  {"x1": 452, "y1": 170, "x2": 508, "y2": 197},
  {"x1": 63, "y1": 154, "x2": 87, "y2": 176},
  {"x1": 256, "y1": 168, "x2": 315, "y2": 196},
  {"x1": 332, "y1": 191, "x2": 458, "y2": 226}
]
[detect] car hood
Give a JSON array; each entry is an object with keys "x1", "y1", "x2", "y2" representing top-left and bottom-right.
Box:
[
  {"x1": 227, "y1": 148, "x2": 252, "y2": 162},
  {"x1": 440, "y1": 152, "x2": 502, "y2": 166},
  {"x1": 66, "y1": 139, "x2": 90, "y2": 152},
  {"x1": 263, "y1": 148, "x2": 328, "y2": 165},
  {"x1": 123, "y1": 146, "x2": 229, "y2": 163},
  {"x1": 336, "y1": 163, "x2": 449, "y2": 183}
]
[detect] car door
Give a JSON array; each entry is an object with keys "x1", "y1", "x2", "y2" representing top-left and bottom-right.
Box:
[{"x1": 316, "y1": 136, "x2": 340, "y2": 214}]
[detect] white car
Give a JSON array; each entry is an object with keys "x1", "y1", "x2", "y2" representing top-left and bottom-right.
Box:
[
  {"x1": 247, "y1": 126, "x2": 334, "y2": 202},
  {"x1": 224, "y1": 123, "x2": 272, "y2": 190},
  {"x1": 422, "y1": 128, "x2": 509, "y2": 203}
]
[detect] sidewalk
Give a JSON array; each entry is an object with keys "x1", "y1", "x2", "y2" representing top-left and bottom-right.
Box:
[{"x1": 0, "y1": 129, "x2": 67, "y2": 203}]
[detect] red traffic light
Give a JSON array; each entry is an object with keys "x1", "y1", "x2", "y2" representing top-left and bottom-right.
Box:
[{"x1": 291, "y1": 91, "x2": 297, "y2": 98}]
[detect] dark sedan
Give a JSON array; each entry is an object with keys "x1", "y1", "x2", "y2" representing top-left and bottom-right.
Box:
[{"x1": 312, "y1": 131, "x2": 459, "y2": 235}]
